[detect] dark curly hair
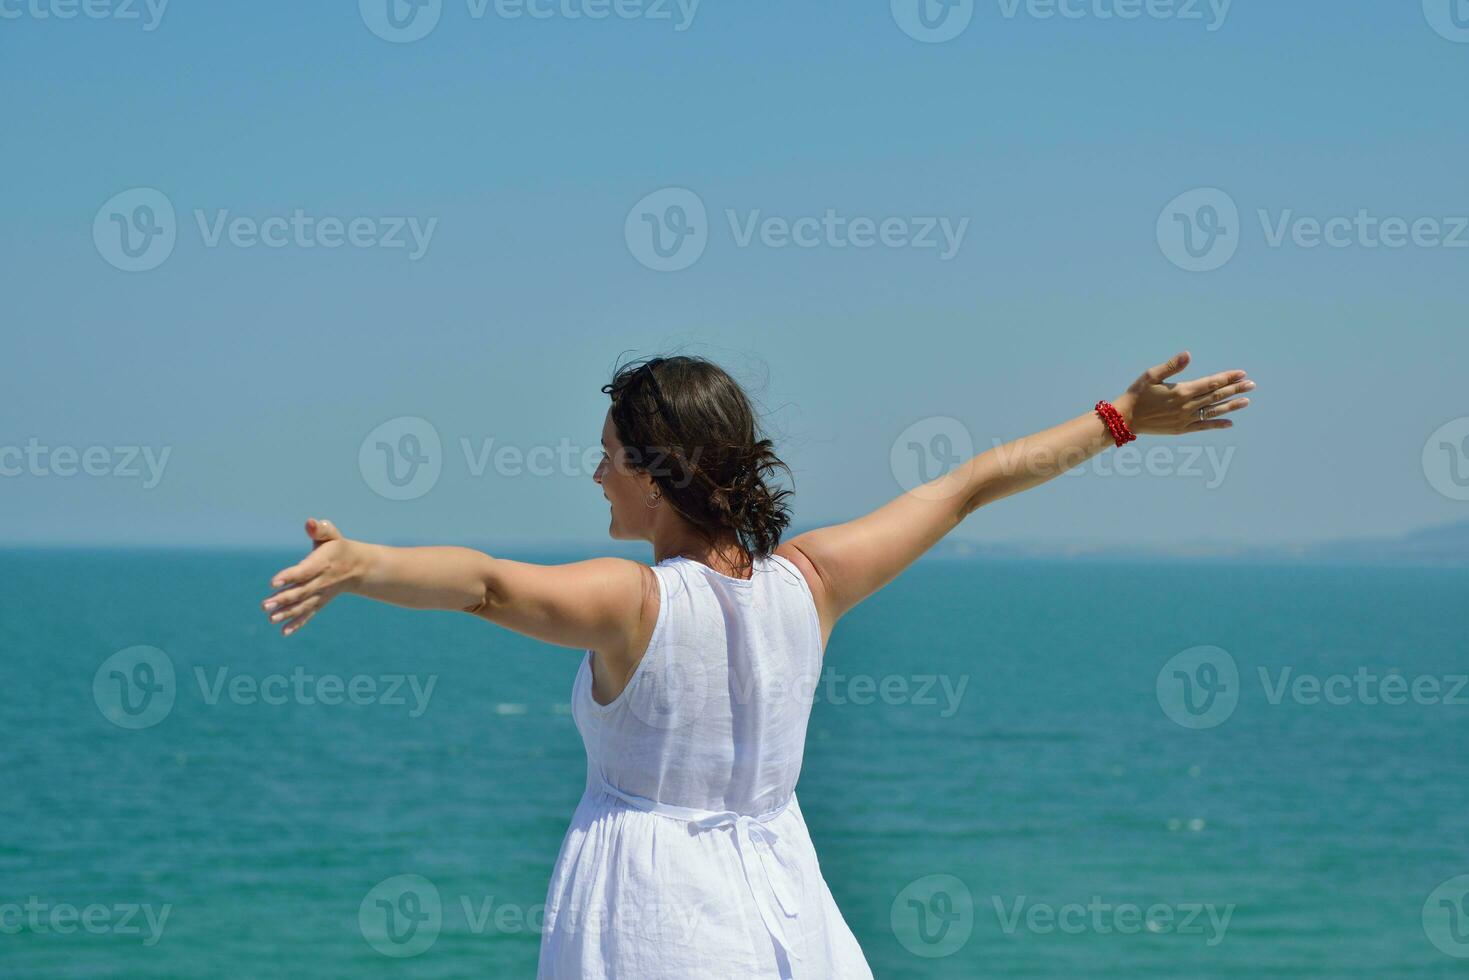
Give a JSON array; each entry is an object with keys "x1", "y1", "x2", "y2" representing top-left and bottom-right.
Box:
[{"x1": 602, "y1": 355, "x2": 793, "y2": 571}]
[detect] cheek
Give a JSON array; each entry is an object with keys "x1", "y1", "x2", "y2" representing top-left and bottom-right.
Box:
[{"x1": 602, "y1": 468, "x2": 632, "y2": 499}]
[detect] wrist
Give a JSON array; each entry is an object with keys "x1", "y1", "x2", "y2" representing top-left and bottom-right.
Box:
[
  {"x1": 1111, "y1": 393, "x2": 1138, "y2": 429},
  {"x1": 345, "y1": 540, "x2": 380, "y2": 592},
  {"x1": 1094, "y1": 397, "x2": 1138, "y2": 447}
]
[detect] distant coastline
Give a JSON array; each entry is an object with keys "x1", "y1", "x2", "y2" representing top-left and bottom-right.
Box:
[
  {"x1": 5, "y1": 519, "x2": 1466, "y2": 565},
  {"x1": 926, "y1": 518, "x2": 1469, "y2": 565}
]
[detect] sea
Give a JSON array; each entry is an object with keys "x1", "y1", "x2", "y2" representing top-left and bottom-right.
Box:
[{"x1": 3, "y1": 550, "x2": 1466, "y2": 978}]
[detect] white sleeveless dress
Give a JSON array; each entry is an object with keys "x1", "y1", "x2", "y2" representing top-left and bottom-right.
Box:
[{"x1": 537, "y1": 554, "x2": 874, "y2": 979}]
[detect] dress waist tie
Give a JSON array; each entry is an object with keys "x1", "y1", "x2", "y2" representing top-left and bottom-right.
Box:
[{"x1": 596, "y1": 773, "x2": 802, "y2": 962}]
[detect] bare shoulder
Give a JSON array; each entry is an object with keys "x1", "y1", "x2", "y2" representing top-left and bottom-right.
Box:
[
  {"x1": 774, "y1": 536, "x2": 837, "y2": 646},
  {"x1": 578, "y1": 557, "x2": 660, "y2": 637},
  {"x1": 584, "y1": 557, "x2": 662, "y2": 703},
  {"x1": 774, "y1": 538, "x2": 824, "y2": 595}
]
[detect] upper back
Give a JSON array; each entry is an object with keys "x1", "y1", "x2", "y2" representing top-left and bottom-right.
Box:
[{"x1": 573, "y1": 553, "x2": 825, "y2": 815}]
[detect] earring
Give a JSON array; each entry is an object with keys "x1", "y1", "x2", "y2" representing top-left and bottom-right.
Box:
[{"x1": 645, "y1": 491, "x2": 661, "y2": 507}]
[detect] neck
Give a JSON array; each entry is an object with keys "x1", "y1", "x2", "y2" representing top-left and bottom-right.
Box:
[{"x1": 652, "y1": 530, "x2": 752, "y2": 578}]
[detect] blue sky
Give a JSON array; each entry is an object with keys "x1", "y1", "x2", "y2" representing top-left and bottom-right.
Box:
[{"x1": 4, "y1": 2, "x2": 1468, "y2": 549}]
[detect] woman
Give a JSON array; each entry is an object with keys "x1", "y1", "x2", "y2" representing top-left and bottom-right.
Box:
[{"x1": 261, "y1": 351, "x2": 1252, "y2": 978}]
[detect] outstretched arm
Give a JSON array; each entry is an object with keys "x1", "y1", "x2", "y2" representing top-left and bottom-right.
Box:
[
  {"x1": 262, "y1": 518, "x2": 651, "y2": 654},
  {"x1": 778, "y1": 352, "x2": 1253, "y2": 641}
]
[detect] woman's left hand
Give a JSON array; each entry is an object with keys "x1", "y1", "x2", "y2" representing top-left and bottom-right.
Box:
[{"x1": 1115, "y1": 351, "x2": 1254, "y2": 436}]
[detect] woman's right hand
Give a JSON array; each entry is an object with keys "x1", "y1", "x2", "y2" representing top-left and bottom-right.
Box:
[
  {"x1": 262, "y1": 518, "x2": 366, "y2": 636},
  {"x1": 1114, "y1": 351, "x2": 1254, "y2": 436}
]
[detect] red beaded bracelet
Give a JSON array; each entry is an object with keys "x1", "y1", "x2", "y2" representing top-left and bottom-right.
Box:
[{"x1": 1095, "y1": 400, "x2": 1136, "y2": 447}]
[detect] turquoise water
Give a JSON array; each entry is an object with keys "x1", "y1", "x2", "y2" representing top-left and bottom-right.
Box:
[{"x1": 3, "y1": 551, "x2": 1467, "y2": 978}]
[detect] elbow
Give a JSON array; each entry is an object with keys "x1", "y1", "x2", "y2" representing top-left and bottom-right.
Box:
[{"x1": 462, "y1": 554, "x2": 500, "y2": 616}]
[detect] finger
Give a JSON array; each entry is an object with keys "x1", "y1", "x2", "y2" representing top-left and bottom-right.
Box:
[
  {"x1": 263, "y1": 575, "x2": 324, "y2": 612},
  {"x1": 1184, "y1": 377, "x2": 1255, "y2": 409},
  {"x1": 271, "y1": 552, "x2": 325, "y2": 590},
  {"x1": 269, "y1": 594, "x2": 321, "y2": 625},
  {"x1": 1184, "y1": 418, "x2": 1236, "y2": 431},
  {"x1": 306, "y1": 517, "x2": 343, "y2": 545},
  {"x1": 1209, "y1": 396, "x2": 1252, "y2": 417},
  {"x1": 1145, "y1": 351, "x2": 1192, "y2": 384},
  {"x1": 1177, "y1": 370, "x2": 1248, "y2": 400},
  {"x1": 280, "y1": 608, "x2": 318, "y2": 637},
  {"x1": 1192, "y1": 397, "x2": 1251, "y2": 424}
]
